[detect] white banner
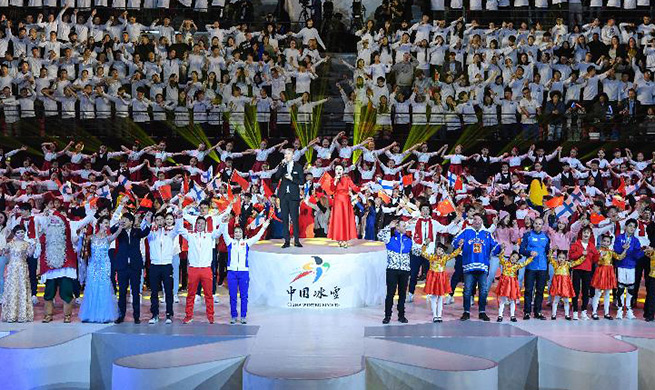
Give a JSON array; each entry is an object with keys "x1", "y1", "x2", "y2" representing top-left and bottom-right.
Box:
[{"x1": 249, "y1": 249, "x2": 387, "y2": 308}]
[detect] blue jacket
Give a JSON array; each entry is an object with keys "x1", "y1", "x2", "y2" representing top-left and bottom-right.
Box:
[
  {"x1": 613, "y1": 234, "x2": 644, "y2": 269},
  {"x1": 378, "y1": 226, "x2": 412, "y2": 271},
  {"x1": 454, "y1": 228, "x2": 501, "y2": 273},
  {"x1": 519, "y1": 231, "x2": 550, "y2": 271},
  {"x1": 111, "y1": 225, "x2": 151, "y2": 271}
]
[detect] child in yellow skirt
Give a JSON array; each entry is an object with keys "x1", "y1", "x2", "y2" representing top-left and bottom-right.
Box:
[
  {"x1": 496, "y1": 249, "x2": 535, "y2": 322},
  {"x1": 643, "y1": 247, "x2": 655, "y2": 322},
  {"x1": 550, "y1": 249, "x2": 586, "y2": 320},
  {"x1": 422, "y1": 240, "x2": 463, "y2": 323},
  {"x1": 591, "y1": 235, "x2": 626, "y2": 320}
]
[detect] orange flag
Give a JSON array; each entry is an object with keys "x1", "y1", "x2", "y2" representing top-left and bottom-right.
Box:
[
  {"x1": 437, "y1": 198, "x2": 456, "y2": 215},
  {"x1": 377, "y1": 190, "x2": 391, "y2": 204},
  {"x1": 544, "y1": 196, "x2": 564, "y2": 209}
]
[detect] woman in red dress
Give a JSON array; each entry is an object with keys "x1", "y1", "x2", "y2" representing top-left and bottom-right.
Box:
[{"x1": 327, "y1": 165, "x2": 359, "y2": 248}]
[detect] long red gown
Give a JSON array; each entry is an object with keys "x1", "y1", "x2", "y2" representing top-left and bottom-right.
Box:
[{"x1": 327, "y1": 176, "x2": 359, "y2": 241}]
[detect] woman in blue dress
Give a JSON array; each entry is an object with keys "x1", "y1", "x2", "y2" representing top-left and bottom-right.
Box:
[{"x1": 79, "y1": 217, "x2": 123, "y2": 323}]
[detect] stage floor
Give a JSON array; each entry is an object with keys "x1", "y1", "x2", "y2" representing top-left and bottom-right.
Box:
[{"x1": 1, "y1": 284, "x2": 654, "y2": 390}]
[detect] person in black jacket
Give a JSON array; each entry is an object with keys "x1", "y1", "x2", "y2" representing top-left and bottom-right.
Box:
[
  {"x1": 274, "y1": 148, "x2": 304, "y2": 248},
  {"x1": 111, "y1": 212, "x2": 152, "y2": 324}
]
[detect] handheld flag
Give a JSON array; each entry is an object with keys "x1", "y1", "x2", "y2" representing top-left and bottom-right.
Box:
[
  {"x1": 59, "y1": 181, "x2": 73, "y2": 196},
  {"x1": 377, "y1": 190, "x2": 391, "y2": 204},
  {"x1": 437, "y1": 198, "x2": 456, "y2": 215},
  {"x1": 544, "y1": 196, "x2": 564, "y2": 209},
  {"x1": 201, "y1": 166, "x2": 214, "y2": 184},
  {"x1": 617, "y1": 178, "x2": 626, "y2": 197},
  {"x1": 446, "y1": 171, "x2": 463, "y2": 191},
  {"x1": 590, "y1": 213, "x2": 606, "y2": 225},
  {"x1": 118, "y1": 175, "x2": 132, "y2": 190},
  {"x1": 401, "y1": 174, "x2": 413, "y2": 187},
  {"x1": 262, "y1": 181, "x2": 274, "y2": 198},
  {"x1": 158, "y1": 184, "x2": 172, "y2": 201},
  {"x1": 318, "y1": 172, "x2": 334, "y2": 195},
  {"x1": 230, "y1": 171, "x2": 250, "y2": 191}
]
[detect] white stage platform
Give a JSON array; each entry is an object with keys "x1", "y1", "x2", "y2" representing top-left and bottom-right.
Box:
[{"x1": 249, "y1": 238, "x2": 387, "y2": 309}]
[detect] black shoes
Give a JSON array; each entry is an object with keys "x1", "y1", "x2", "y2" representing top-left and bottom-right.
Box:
[
  {"x1": 497, "y1": 316, "x2": 503, "y2": 322},
  {"x1": 510, "y1": 317, "x2": 517, "y2": 322},
  {"x1": 645, "y1": 317, "x2": 654, "y2": 322},
  {"x1": 565, "y1": 315, "x2": 572, "y2": 321},
  {"x1": 294, "y1": 242, "x2": 303, "y2": 247},
  {"x1": 382, "y1": 317, "x2": 391, "y2": 324},
  {"x1": 134, "y1": 318, "x2": 141, "y2": 324},
  {"x1": 523, "y1": 313, "x2": 531, "y2": 320},
  {"x1": 281, "y1": 242, "x2": 290, "y2": 248},
  {"x1": 604, "y1": 315, "x2": 614, "y2": 320},
  {"x1": 433, "y1": 317, "x2": 442, "y2": 323},
  {"x1": 114, "y1": 317, "x2": 124, "y2": 324},
  {"x1": 551, "y1": 315, "x2": 557, "y2": 320},
  {"x1": 479, "y1": 313, "x2": 490, "y2": 322},
  {"x1": 398, "y1": 317, "x2": 408, "y2": 324},
  {"x1": 535, "y1": 313, "x2": 547, "y2": 320},
  {"x1": 592, "y1": 314, "x2": 600, "y2": 320},
  {"x1": 460, "y1": 312, "x2": 470, "y2": 321}
]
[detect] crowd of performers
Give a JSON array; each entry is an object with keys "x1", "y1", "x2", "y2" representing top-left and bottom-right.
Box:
[{"x1": 0, "y1": 134, "x2": 655, "y2": 325}]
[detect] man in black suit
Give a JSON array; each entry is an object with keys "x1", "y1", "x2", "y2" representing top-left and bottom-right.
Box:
[
  {"x1": 111, "y1": 212, "x2": 152, "y2": 324},
  {"x1": 274, "y1": 148, "x2": 303, "y2": 248}
]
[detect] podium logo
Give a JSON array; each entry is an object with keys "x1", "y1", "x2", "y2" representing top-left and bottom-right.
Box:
[{"x1": 290, "y1": 256, "x2": 331, "y2": 284}]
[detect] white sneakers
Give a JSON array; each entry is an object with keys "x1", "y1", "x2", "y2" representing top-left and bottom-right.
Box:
[
  {"x1": 445, "y1": 295, "x2": 454, "y2": 305},
  {"x1": 165, "y1": 317, "x2": 173, "y2": 324},
  {"x1": 194, "y1": 295, "x2": 201, "y2": 304},
  {"x1": 148, "y1": 317, "x2": 159, "y2": 325},
  {"x1": 580, "y1": 311, "x2": 590, "y2": 321},
  {"x1": 626, "y1": 309, "x2": 636, "y2": 320},
  {"x1": 572, "y1": 312, "x2": 579, "y2": 321},
  {"x1": 616, "y1": 309, "x2": 623, "y2": 320},
  {"x1": 407, "y1": 293, "x2": 414, "y2": 303},
  {"x1": 31, "y1": 295, "x2": 38, "y2": 305},
  {"x1": 75, "y1": 297, "x2": 82, "y2": 305},
  {"x1": 213, "y1": 295, "x2": 221, "y2": 304},
  {"x1": 174, "y1": 296, "x2": 180, "y2": 304}
]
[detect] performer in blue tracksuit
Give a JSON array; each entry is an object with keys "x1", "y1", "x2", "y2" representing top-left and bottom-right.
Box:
[
  {"x1": 453, "y1": 215, "x2": 501, "y2": 321},
  {"x1": 219, "y1": 218, "x2": 270, "y2": 324},
  {"x1": 519, "y1": 217, "x2": 550, "y2": 320},
  {"x1": 613, "y1": 219, "x2": 644, "y2": 320}
]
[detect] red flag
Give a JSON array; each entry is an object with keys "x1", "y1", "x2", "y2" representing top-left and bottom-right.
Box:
[
  {"x1": 617, "y1": 178, "x2": 626, "y2": 197},
  {"x1": 158, "y1": 185, "x2": 172, "y2": 201},
  {"x1": 437, "y1": 198, "x2": 456, "y2": 215},
  {"x1": 262, "y1": 181, "x2": 274, "y2": 198},
  {"x1": 402, "y1": 174, "x2": 413, "y2": 187},
  {"x1": 590, "y1": 213, "x2": 606, "y2": 225},
  {"x1": 544, "y1": 196, "x2": 564, "y2": 209},
  {"x1": 227, "y1": 184, "x2": 234, "y2": 201},
  {"x1": 612, "y1": 196, "x2": 626, "y2": 210},
  {"x1": 230, "y1": 171, "x2": 250, "y2": 191},
  {"x1": 233, "y1": 196, "x2": 242, "y2": 216},
  {"x1": 140, "y1": 197, "x2": 153, "y2": 208},
  {"x1": 182, "y1": 196, "x2": 194, "y2": 208},
  {"x1": 183, "y1": 174, "x2": 190, "y2": 194},
  {"x1": 377, "y1": 190, "x2": 391, "y2": 204},
  {"x1": 213, "y1": 197, "x2": 229, "y2": 212},
  {"x1": 318, "y1": 172, "x2": 334, "y2": 195}
]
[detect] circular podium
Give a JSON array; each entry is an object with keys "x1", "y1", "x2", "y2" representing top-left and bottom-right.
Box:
[{"x1": 248, "y1": 238, "x2": 388, "y2": 309}]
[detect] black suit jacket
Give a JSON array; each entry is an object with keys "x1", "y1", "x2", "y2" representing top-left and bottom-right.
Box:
[
  {"x1": 274, "y1": 161, "x2": 303, "y2": 200},
  {"x1": 111, "y1": 225, "x2": 151, "y2": 271}
]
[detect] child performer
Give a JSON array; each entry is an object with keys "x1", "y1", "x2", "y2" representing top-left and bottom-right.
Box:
[
  {"x1": 220, "y1": 217, "x2": 270, "y2": 324},
  {"x1": 591, "y1": 235, "x2": 626, "y2": 320},
  {"x1": 549, "y1": 250, "x2": 586, "y2": 320},
  {"x1": 421, "y1": 240, "x2": 463, "y2": 323},
  {"x1": 496, "y1": 250, "x2": 535, "y2": 322}
]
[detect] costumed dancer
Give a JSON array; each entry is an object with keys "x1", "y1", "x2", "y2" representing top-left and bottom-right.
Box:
[
  {"x1": 421, "y1": 239, "x2": 462, "y2": 323},
  {"x1": 1, "y1": 225, "x2": 36, "y2": 323},
  {"x1": 549, "y1": 250, "x2": 586, "y2": 320},
  {"x1": 591, "y1": 234, "x2": 625, "y2": 320},
  {"x1": 496, "y1": 250, "x2": 535, "y2": 322}
]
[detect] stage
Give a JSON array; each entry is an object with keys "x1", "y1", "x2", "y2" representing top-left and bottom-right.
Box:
[{"x1": 1, "y1": 240, "x2": 655, "y2": 389}]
